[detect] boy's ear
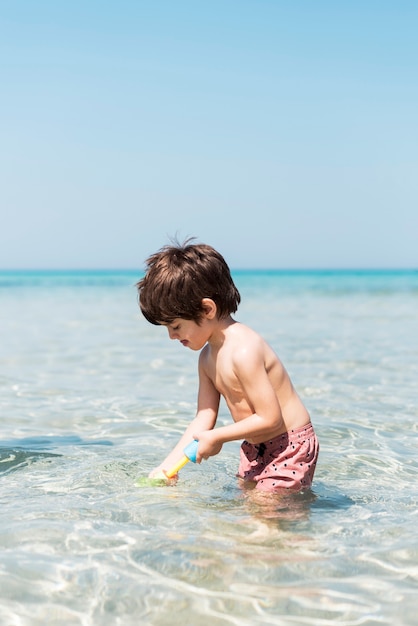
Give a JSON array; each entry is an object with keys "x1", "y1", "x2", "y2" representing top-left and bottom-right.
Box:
[{"x1": 201, "y1": 298, "x2": 217, "y2": 319}]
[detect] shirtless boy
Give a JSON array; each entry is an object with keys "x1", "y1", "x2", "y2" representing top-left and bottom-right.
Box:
[{"x1": 137, "y1": 240, "x2": 319, "y2": 491}]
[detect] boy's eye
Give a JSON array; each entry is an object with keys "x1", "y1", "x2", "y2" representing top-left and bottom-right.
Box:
[{"x1": 172, "y1": 325, "x2": 180, "y2": 331}]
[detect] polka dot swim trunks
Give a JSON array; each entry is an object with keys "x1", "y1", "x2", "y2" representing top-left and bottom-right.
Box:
[{"x1": 238, "y1": 422, "x2": 319, "y2": 492}]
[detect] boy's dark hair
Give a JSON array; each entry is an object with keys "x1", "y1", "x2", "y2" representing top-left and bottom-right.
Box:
[{"x1": 137, "y1": 239, "x2": 241, "y2": 325}]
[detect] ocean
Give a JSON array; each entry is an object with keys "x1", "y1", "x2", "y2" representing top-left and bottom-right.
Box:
[{"x1": 0, "y1": 269, "x2": 417, "y2": 625}]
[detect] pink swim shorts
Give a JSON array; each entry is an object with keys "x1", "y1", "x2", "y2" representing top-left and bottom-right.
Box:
[{"x1": 238, "y1": 422, "x2": 319, "y2": 492}]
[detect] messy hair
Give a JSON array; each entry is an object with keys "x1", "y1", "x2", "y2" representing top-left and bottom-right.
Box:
[{"x1": 137, "y1": 239, "x2": 241, "y2": 325}]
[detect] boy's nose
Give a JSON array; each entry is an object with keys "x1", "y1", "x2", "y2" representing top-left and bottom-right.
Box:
[{"x1": 167, "y1": 328, "x2": 177, "y2": 340}]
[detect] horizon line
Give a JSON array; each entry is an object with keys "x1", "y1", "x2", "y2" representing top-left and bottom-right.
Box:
[{"x1": 0, "y1": 267, "x2": 417, "y2": 273}]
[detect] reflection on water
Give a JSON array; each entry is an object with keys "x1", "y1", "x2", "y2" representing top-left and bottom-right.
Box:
[
  {"x1": 0, "y1": 436, "x2": 113, "y2": 474},
  {"x1": 241, "y1": 487, "x2": 319, "y2": 525},
  {"x1": 0, "y1": 447, "x2": 61, "y2": 474}
]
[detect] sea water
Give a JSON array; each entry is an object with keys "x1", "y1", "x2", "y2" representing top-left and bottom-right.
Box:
[{"x1": 0, "y1": 269, "x2": 417, "y2": 625}]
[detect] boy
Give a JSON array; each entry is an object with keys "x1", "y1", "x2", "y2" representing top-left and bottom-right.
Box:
[{"x1": 137, "y1": 240, "x2": 319, "y2": 491}]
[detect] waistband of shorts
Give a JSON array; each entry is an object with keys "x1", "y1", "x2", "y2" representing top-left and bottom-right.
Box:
[{"x1": 263, "y1": 422, "x2": 315, "y2": 447}]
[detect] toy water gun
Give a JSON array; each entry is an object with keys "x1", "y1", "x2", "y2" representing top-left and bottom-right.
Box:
[
  {"x1": 137, "y1": 440, "x2": 199, "y2": 487},
  {"x1": 164, "y1": 440, "x2": 199, "y2": 478}
]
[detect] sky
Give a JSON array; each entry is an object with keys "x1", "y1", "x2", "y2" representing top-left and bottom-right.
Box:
[{"x1": 1, "y1": 0, "x2": 417, "y2": 269}]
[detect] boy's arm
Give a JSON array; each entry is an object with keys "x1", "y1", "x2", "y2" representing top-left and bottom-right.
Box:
[{"x1": 149, "y1": 355, "x2": 220, "y2": 477}]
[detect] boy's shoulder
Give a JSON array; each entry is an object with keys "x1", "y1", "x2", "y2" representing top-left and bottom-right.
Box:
[
  {"x1": 228, "y1": 321, "x2": 261, "y2": 338},
  {"x1": 226, "y1": 322, "x2": 266, "y2": 352}
]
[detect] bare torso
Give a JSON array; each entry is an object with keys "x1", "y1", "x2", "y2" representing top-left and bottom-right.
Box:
[{"x1": 201, "y1": 321, "x2": 311, "y2": 444}]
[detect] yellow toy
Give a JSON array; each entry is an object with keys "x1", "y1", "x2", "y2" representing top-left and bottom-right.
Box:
[{"x1": 136, "y1": 440, "x2": 199, "y2": 487}]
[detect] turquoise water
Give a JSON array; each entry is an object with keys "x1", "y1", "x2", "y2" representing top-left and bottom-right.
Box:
[{"x1": 1, "y1": 269, "x2": 417, "y2": 625}]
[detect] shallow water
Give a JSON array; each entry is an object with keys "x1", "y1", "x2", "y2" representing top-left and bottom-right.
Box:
[{"x1": 1, "y1": 270, "x2": 417, "y2": 625}]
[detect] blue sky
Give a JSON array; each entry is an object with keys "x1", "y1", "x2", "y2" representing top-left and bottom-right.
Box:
[{"x1": 1, "y1": 1, "x2": 417, "y2": 269}]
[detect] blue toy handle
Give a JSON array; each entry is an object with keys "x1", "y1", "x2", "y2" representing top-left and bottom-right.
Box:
[{"x1": 183, "y1": 439, "x2": 199, "y2": 463}]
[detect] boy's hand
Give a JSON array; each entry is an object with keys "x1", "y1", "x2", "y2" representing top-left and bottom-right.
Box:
[
  {"x1": 148, "y1": 466, "x2": 164, "y2": 478},
  {"x1": 148, "y1": 467, "x2": 177, "y2": 481},
  {"x1": 193, "y1": 430, "x2": 223, "y2": 462}
]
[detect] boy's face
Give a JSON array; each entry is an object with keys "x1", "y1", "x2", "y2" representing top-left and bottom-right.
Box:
[{"x1": 163, "y1": 317, "x2": 211, "y2": 351}]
